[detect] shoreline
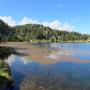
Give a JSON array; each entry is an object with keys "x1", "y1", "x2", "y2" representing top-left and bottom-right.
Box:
[
  {"x1": 0, "y1": 42, "x2": 90, "y2": 64},
  {"x1": 0, "y1": 60, "x2": 13, "y2": 89},
  {"x1": 0, "y1": 46, "x2": 18, "y2": 89}
]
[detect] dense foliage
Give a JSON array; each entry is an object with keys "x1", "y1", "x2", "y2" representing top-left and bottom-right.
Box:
[
  {"x1": 0, "y1": 19, "x2": 89, "y2": 42},
  {"x1": 0, "y1": 20, "x2": 13, "y2": 42}
]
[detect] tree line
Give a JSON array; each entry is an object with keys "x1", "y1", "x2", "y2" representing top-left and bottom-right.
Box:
[{"x1": 0, "y1": 19, "x2": 89, "y2": 42}]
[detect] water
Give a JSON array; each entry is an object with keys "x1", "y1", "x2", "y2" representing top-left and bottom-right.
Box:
[{"x1": 7, "y1": 43, "x2": 90, "y2": 90}]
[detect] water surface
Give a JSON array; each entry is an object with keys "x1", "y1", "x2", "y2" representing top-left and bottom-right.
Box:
[{"x1": 7, "y1": 43, "x2": 90, "y2": 90}]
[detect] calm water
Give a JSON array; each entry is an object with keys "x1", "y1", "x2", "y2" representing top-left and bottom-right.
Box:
[{"x1": 7, "y1": 43, "x2": 90, "y2": 90}]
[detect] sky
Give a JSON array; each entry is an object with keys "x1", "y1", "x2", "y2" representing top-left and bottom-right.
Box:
[{"x1": 0, "y1": 0, "x2": 90, "y2": 34}]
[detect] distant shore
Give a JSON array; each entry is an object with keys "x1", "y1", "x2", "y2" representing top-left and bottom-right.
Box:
[{"x1": 23, "y1": 40, "x2": 90, "y2": 44}]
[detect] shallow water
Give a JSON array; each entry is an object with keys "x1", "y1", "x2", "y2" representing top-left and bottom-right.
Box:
[{"x1": 7, "y1": 43, "x2": 90, "y2": 90}]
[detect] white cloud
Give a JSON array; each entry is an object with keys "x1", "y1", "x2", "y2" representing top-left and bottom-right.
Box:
[
  {"x1": 19, "y1": 17, "x2": 39, "y2": 25},
  {"x1": 0, "y1": 16, "x2": 16, "y2": 26},
  {"x1": 62, "y1": 22, "x2": 74, "y2": 31},
  {"x1": 50, "y1": 20, "x2": 62, "y2": 30},
  {"x1": 0, "y1": 16, "x2": 74, "y2": 31}
]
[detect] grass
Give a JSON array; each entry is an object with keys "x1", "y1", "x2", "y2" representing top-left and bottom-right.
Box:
[
  {"x1": 0, "y1": 46, "x2": 17, "y2": 89},
  {"x1": 0, "y1": 61, "x2": 10, "y2": 78},
  {"x1": 0, "y1": 60, "x2": 12, "y2": 88}
]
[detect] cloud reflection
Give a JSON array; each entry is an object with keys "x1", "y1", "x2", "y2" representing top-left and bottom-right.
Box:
[{"x1": 7, "y1": 54, "x2": 32, "y2": 65}]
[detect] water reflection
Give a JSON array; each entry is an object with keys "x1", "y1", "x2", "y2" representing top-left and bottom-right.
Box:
[
  {"x1": 6, "y1": 43, "x2": 90, "y2": 90},
  {"x1": 7, "y1": 55, "x2": 90, "y2": 90},
  {"x1": 33, "y1": 43, "x2": 90, "y2": 63}
]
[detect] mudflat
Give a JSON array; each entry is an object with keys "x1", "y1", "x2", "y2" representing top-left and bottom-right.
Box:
[{"x1": 0, "y1": 42, "x2": 90, "y2": 64}]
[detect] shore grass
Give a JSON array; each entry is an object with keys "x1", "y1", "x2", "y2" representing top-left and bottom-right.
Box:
[
  {"x1": 0, "y1": 60, "x2": 10, "y2": 78},
  {"x1": 0, "y1": 46, "x2": 18, "y2": 89},
  {"x1": 0, "y1": 60, "x2": 12, "y2": 88}
]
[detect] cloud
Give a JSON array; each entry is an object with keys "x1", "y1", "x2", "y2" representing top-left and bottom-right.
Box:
[
  {"x1": 62, "y1": 22, "x2": 74, "y2": 31},
  {"x1": 19, "y1": 17, "x2": 39, "y2": 25},
  {"x1": 0, "y1": 16, "x2": 16, "y2": 26},
  {"x1": 50, "y1": 20, "x2": 62, "y2": 30},
  {"x1": 0, "y1": 16, "x2": 74, "y2": 31},
  {"x1": 42, "y1": 20, "x2": 62, "y2": 29},
  {"x1": 43, "y1": 20, "x2": 74, "y2": 31}
]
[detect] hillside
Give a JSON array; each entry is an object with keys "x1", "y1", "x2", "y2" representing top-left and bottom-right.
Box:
[{"x1": 0, "y1": 20, "x2": 89, "y2": 42}]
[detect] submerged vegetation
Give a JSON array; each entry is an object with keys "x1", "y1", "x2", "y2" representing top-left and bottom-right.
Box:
[
  {"x1": 0, "y1": 19, "x2": 90, "y2": 43},
  {"x1": 20, "y1": 63, "x2": 90, "y2": 90},
  {"x1": 20, "y1": 79, "x2": 90, "y2": 90}
]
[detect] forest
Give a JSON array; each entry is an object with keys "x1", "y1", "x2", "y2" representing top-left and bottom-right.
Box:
[{"x1": 0, "y1": 19, "x2": 89, "y2": 43}]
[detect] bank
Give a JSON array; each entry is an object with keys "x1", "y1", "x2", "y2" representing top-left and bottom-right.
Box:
[{"x1": 0, "y1": 46, "x2": 18, "y2": 89}]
